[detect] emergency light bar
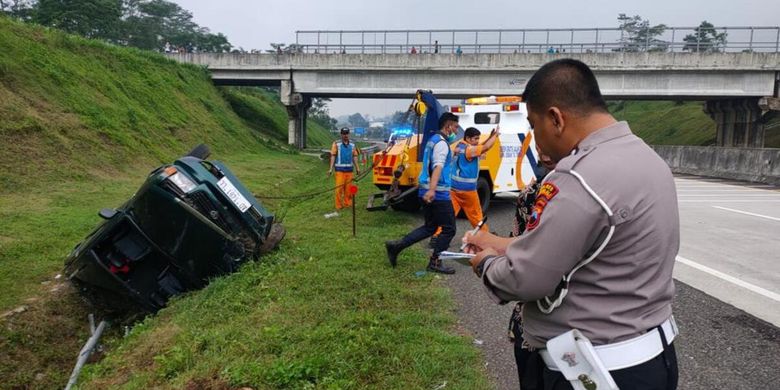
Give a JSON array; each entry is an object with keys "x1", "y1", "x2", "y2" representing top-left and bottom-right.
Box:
[
  {"x1": 465, "y1": 96, "x2": 522, "y2": 105},
  {"x1": 503, "y1": 103, "x2": 520, "y2": 112},
  {"x1": 450, "y1": 105, "x2": 465, "y2": 113}
]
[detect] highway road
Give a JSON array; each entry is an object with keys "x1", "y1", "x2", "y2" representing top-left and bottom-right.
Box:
[{"x1": 432, "y1": 174, "x2": 780, "y2": 390}]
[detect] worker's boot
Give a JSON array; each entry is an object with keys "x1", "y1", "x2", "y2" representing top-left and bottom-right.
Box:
[
  {"x1": 385, "y1": 240, "x2": 404, "y2": 268},
  {"x1": 427, "y1": 255, "x2": 455, "y2": 274}
]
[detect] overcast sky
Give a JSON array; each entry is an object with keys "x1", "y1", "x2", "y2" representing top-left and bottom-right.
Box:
[{"x1": 173, "y1": 0, "x2": 779, "y2": 118}]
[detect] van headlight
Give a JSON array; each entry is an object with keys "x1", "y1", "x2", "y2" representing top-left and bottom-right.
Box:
[{"x1": 168, "y1": 172, "x2": 197, "y2": 193}]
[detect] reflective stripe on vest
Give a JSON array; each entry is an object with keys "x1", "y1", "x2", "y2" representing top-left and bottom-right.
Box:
[
  {"x1": 418, "y1": 134, "x2": 453, "y2": 201},
  {"x1": 335, "y1": 142, "x2": 354, "y2": 172},
  {"x1": 452, "y1": 141, "x2": 480, "y2": 191}
]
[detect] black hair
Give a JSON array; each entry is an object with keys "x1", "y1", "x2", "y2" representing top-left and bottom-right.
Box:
[
  {"x1": 522, "y1": 59, "x2": 608, "y2": 116},
  {"x1": 438, "y1": 112, "x2": 459, "y2": 130},
  {"x1": 464, "y1": 127, "x2": 480, "y2": 138},
  {"x1": 340, "y1": 127, "x2": 350, "y2": 134}
]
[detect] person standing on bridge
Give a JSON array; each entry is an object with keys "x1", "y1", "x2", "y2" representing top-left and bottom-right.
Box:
[
  {"x1": 464, "y1": 59, "x2": 680, "y2": 390},
  {"x1": 450, "y1": 126, "x2": 500, "y2": 231},
  {"x1": 328, "y1": 127, "x2": 361, "y2": 211},
  {"x1": 385, "y1": 112, "x2": 460, "y2": 274}
]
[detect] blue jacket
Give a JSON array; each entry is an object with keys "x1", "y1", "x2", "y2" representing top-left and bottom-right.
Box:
[
  {"x1": 334, "y1": 142, "x2": 356, "y2": 172},
  {"x1": 451, "y1": 141, "x2": 480, "y2": 191},
  {"x1": 418, "y1": 134, "x2": 453, "y2": 201}
]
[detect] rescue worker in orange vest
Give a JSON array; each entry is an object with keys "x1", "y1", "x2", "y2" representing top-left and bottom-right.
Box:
[
  {"x1": 328, "y1": 127, "x2": 360, "y2": 210},
  {"x1": 451, "y1": 126, "x2": 500, "y2": 231}
]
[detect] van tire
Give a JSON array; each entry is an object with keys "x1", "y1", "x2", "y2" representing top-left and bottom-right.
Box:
[
  {"x1": 186, "y1": 144, "x2": 211, "y2": 160},
  {"x1": 477, "y1": 176, "x2": 491, "y2": 213}
]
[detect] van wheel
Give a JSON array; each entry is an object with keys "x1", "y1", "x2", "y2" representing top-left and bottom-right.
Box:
[{"x1": 477, "y1": 177, "x2": 491, "y2": 214}]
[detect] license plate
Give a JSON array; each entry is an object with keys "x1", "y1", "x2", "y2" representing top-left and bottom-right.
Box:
[{"x1": 217, "y1": 177, "x2": 251, "y2": 213}]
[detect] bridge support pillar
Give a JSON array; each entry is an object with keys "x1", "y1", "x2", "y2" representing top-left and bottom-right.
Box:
[
  {"x1": 704, "y1": 98, "x2": 778, "y2": 148},
  {"x1": 281, "y1": 80, "x2": 310, "y2": 149}
]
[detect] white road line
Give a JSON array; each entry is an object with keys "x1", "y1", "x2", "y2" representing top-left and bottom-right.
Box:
[
  {"x1": 677, "y1": 189, "x2": 779, "y2": 193},
  {"x1": 679, "y1": 200, "x2": 780, "y2": 203},
  {"x1": 712, "y1": 206, "x2": 780, "y2": 222},
  {"x1": 677, "y1": 194, "x2": 780, "y2": 197},
  {"x1": 676, "y1": 256, "x2": 780, "y2": 303}
]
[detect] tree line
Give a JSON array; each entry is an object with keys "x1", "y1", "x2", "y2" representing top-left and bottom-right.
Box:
[
  {"x1": 0, "y1": 0, "x2": 231, "y2": 52},
  {"x1": 615, "y1": 14, "x2": 727, "y2": 53}
]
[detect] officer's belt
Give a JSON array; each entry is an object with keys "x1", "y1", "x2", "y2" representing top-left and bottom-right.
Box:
[{"x1": 540, "y1": 316, "x2": 678, "y2": 372}]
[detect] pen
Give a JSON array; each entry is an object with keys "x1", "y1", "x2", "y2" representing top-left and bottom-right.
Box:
[{"x1": 460, "y1": 216, "x2": 488, "y2": 250}]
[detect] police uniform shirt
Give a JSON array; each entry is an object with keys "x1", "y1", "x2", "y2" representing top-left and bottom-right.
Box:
[{"x1": 480, "y1": 121, "x2": 680, "y2": 348}]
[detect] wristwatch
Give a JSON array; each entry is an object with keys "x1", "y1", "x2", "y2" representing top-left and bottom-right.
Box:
[{"x1": 476, "y1": 255, "x2": 495, "y2": 278}]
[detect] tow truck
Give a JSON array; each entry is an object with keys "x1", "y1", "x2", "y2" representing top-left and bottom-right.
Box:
[{"x1": 367, "y1": 90, "x2": 542, "y2": 212}]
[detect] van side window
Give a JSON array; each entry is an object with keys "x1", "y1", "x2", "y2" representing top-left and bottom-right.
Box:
[{"x1": 474, "y1": 112, "x2": 500, "y2": 124}]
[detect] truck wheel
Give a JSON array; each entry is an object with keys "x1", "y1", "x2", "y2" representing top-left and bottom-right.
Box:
[
  {"x1": 390, "y1": 195, "x2": 421, "y2": 212},
  {"x1": 477, "y1": 176, "x2": 491, "y2": 214}
]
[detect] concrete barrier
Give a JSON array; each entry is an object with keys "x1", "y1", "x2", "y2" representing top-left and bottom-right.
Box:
[{"x1": 651, "y1": 145, "x2": 780, "y2": 185}]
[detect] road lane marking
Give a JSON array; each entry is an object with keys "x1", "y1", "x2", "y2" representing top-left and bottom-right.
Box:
[
  {"x1": 712, "y1": 206, "x2": 780, "y2": 222},
  {"x1": 678, "y1": 200, "x2": 780, "y2": 203},
  {"x1": 676, "y1": 256, "x2": 780, "y2": 303}
]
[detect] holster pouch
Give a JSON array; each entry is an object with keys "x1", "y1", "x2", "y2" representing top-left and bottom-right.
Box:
[{"x1": 546, "y1": 329, "x2": 619, "y2": 390}]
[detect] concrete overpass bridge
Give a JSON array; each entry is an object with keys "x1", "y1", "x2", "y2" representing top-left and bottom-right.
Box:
[{"x1": 169, "y1": 51, "x2": 780, "y2": 149}]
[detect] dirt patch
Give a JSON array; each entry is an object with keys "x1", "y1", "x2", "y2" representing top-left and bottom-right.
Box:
[{"x1": 0, "y1": 281, "x2": 97, "y2": 389}]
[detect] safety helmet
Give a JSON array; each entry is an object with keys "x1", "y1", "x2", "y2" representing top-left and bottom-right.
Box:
[{"x1": 340, "y1": 127, "x2": 350, "y2": 134}]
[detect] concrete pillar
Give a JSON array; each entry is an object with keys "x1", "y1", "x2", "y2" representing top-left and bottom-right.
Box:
[
  {"x1": 280, "y1": 79, "x2": 310, "y2": 149},
  {"x1": 704, "y1": 98, "x2": 767, "y2": 148}
]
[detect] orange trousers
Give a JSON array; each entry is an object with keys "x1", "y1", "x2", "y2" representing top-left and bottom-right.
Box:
[
  {"x1": 334, "y1": 171, "x2": 354, "y2": 209},
  {"x1": 451, "y1": 190, "x2": 488, "y2": 231}
]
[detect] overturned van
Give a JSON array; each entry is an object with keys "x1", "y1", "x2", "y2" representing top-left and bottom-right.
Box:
[{"x1": 64, "y1": 144, "x2": 284, "y2": 313}]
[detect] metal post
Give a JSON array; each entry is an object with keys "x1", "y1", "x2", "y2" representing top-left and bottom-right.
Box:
[
  {"x1": 296, "y1": 31, "x2": 299, "y2": 45},
  {"x1": 498, "y1": 30, "x2": 502, "y2": 53},
  {"x1": 451, "y1": 31, "x2": 455, "y2": 53},
  {"x1": 570, "y1": 29, "x2": 574, "y2": 52},
  {"x1": 475, "y1": 31, "x2": 479, "y2": 54},
  {"x1": 317, "y1": 32, "x2": 320, "y2": 54},
  {"x1": 383, "y1": 31, "x2": 387, "y2": 54},
  {"x1": 522, "y1": 30, "x2": 526, "y2": 52},
  {"x1": 645, "y1": 25, "x2": 650, "y2": 51},
  {"x1": 429, "y1": 31, "x2": 432, "y2": 53},
  {"x1": 361, "y1": 32, "x2": 365, "y2": 54},
  {"x1": 339, "y1": 30, "x2": 343, "y2": 53},
  {"x1": 670, "y1": 28, "x2": 675, "y2": 52},
  {"x1": 352, "y1": 192, "x2": 356, "y2": 237},
  {"x1": 406, "y1": 31, "x2": 409, "y2": 53},
  {"x1": 595, "y1": 28, "x2": 599, "y2": 53},
  {"x1": 696, "y1": 28, "x2": 700, "y2": 52},
  {"x1": 776, "y1": 27, "x2": 779, "y2": 52},
  {"x1": 546, "y1": 30, "x2": 550, "y2": 50},
  {"x1": 749, "y1": 27, "x2": 754, "y2": 51}
]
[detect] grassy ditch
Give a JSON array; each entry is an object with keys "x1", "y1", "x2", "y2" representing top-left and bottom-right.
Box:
[
  {"x1": 1, "y1": 151, "x2": 490, "y2": 389},
  {"x1": 73, "y1": 153, "x2": 490, "y2": 389}
]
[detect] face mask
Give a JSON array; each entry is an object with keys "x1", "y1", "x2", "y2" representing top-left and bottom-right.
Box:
[{"x1": 447, "y1": 133, "x2": 457, "y2": 143}]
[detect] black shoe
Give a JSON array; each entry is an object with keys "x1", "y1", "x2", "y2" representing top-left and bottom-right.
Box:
[
  {"x1": 385, "y1": 240, "x2": 402, "y2": 268},
  {"x1": 427, "y1": 256, "x2": 455, "y2": 274}
]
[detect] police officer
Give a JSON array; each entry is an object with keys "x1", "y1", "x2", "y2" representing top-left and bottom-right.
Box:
[
  {"x1": 464, "y1": 59, "x2": 680, "y2": 389},
  {"x1": 385, "y1": 112, "x2": 460, "y2": 274}
]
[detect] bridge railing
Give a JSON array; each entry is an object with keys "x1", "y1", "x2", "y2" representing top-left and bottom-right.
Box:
[{"x1": 294, "y1": 27, "x2": 780, "y2": 54}]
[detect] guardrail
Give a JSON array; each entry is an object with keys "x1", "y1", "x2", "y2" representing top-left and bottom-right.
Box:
[{"x1": 294, "y1": 26, "x2": 780, "y2": 54}]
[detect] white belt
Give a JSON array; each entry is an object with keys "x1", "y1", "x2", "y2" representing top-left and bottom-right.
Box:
[{"x1": 540, "y1": 316, "x2": 679, "y2": 372}]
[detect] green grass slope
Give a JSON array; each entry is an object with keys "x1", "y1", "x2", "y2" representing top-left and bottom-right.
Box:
[
  {"x1": 609, "y1": 101, "x2": 717, "y2": 146},
  {"x1": 221, "y1": 87, "x2": 334, "y2": 148},
  {"x1": 0, "y1": 16, "x2": 287, "y2": 194}
]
